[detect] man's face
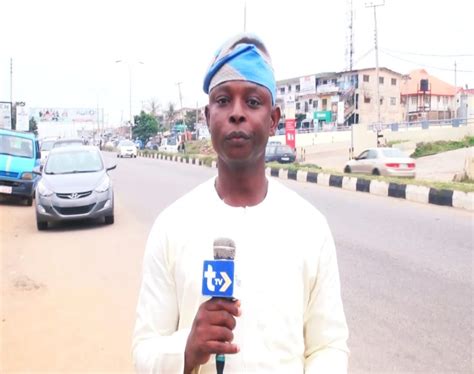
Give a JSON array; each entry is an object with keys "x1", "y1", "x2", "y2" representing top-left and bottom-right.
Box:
[{"x1": 205, "y1": 80, "x2": 279, "y2": 167}]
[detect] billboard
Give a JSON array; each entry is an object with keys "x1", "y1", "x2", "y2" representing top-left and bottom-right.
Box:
[
  {"x1": 30, "y1": 108, "x2": 101, "y2": 123},
  {"x1": 299, "y1": 75, "x2": 316, "y2": 95},
  {"x1": 0, "y1": 102, "x2": 12, "y2": 129},
  {"x1": 16, "y1": 104, "x2": 30, "y2": 131}
]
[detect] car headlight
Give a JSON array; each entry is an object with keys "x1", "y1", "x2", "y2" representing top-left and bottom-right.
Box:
[
  {"x1": 21, "y1": 172, "x2": 34, "y2": 180},
  {"x1": 37, "y1": 181, "x2": 53, "y2": 197},
  {"x1": 95, "y1": 177, "x2": 110, "y2": 192}
]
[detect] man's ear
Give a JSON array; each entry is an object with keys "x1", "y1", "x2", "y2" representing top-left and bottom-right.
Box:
[
  {"x1": 205, "y1": 105, "x2": 210, "y2": 128},
  {"x1": 269, "y1": 106, "x2": 281, "y2": 136}
]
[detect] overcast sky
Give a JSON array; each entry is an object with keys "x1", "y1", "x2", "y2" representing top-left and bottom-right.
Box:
[{"x1": 1, "y1": 0, "x2": 472, "y2": 124}]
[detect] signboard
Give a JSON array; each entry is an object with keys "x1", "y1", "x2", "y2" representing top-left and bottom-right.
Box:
[
  {"x1": 0, "y1": 102, "x2": 12, "y2": 129},
  {"x1": 285, "y1": 119, "x2": 296, "y2": 149},
  {"x1": 30, "y1": 108, "x2": 101, "y2": 123},
  {"x1": 299, "y1": 75, "x2": 316, "y2": 95},
  {"x1": 16, "y1": 104, "x2": 30, "y2": 131},
  {"x1": 337, "y1": 102, "x2": 345, "y2": 125},
  {"x1": 284, "y1": 94, "x2": 296, "y2": 119}
]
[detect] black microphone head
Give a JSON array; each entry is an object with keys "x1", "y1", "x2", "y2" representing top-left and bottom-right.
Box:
[{"x1": 213, "y1": 238, "x2": 236, "y2": 260}]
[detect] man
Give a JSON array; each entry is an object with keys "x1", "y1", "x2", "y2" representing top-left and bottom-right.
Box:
[{"x1": 132, "y1": 33, "x2": 349, "y2": 373}]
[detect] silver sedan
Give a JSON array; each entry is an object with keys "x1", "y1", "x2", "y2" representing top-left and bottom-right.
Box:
[
  {"x1": 34, "y1": 145, "x2": 116, "y2": 230},
  {"x1": 344, "y1": 147, "x2": 416, "y2": 178}
]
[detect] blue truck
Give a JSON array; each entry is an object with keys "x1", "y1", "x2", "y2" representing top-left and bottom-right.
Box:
[{"x1": 0, "y1": 129, "x2": 42, "y2": 205}]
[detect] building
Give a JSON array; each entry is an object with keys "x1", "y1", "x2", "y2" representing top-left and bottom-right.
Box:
[
  {"x1": 276, "y1": 67, "x2": 405, "y2": 128},
  {"x1": 400, "y1": 69, "x2": 457, "y2": 122},
  {"x1": 456, "y1": 87, "x2": 474, "y2": 120}
]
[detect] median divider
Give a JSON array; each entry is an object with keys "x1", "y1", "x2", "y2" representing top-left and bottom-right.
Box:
[{"x1": 137, "y1": 151, "x2": 474, "y2": 211}]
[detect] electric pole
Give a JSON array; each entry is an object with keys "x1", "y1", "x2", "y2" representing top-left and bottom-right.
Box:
[
  {"x1": 365, "y1": 1, "x2": 384, "y2": 144},
  {"x1": 243, "y1": 1, "x2": 247, "y2": 32}
]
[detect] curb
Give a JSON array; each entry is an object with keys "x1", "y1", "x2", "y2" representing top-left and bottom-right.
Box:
[{"x1": 138, "y1": 152, "x2": 474, "y2": 211}]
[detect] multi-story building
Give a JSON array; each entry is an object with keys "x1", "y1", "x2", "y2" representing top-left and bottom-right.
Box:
[
  {"x1": 276, "y1": 67, "x2": 405, "y2": 127},
  {"x1": 400, "y1": 69, "x2": 456, "y2": 121},
  {"x1": 456, "y1": 87, "x2": 474, "y2": 120}
]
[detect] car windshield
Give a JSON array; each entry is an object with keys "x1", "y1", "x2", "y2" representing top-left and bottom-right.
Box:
[
  {"x1": 119, "y1": 140, "x2": 134, "y2": 146},
  {"x1": 278, "y1": 145, "x2": 294, "y2": 153},
  {"x1": 40, "y1": 140, "x2": 56, "y2": 151},
  {"x1": 167, "y1": 137, "x2": 178, "y2": 146},
  {"x1": 381, "y1": 148, "x2": 405, "y2": 158},
  {"x1": 53, "y1": 140, "x2": 83, "y2": 148},
  {"x1": 0, "y1": 134, "x2": 34, "y2": 158},
  {"x1": 45, "y1": 149, "x2": 103, "y2": 174}
]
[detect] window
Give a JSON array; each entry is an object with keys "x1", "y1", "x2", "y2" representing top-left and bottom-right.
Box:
[
  {"x1": 390, "y1": 97, "x2": 396, "y2": 105},
  {"x1": 313, "y1": 100, "x2": 318, "y2": 108},
  {"x1": 363, "y1": 75, "x2": 369, "y2": 82},
  {"x1": 309, "y1": 99, "x2": 313, "y2": 104},
  {"x1": 367, "y1": 149, "x2": 378, "y2": 159},
  {"x1": 295, "y1": 84, "x2": 300, "y2": 92},
  {"x1": 391, "y1": 78, "x2": 397, "y2": 85},
  {"x1": 296, "y1": 102, "x2": 300, "y2": 110},
  {"x1": 322, "y1": 98, "x2": 327, "y2": 110},
  {"x1": 288, "y1": 85, "x2": 292, "y2": 92},
  {"x1": 364, "y1": 97, "x2": 371, "y2": 104},
  {"x1": 380, "y1": 97, "x2": 384, "y2": 105},
  {"x1": 279, "y1": 87, "x2": 285, "y2": 94},
  {"x1": 355, "y1": 93, "x2": 359, "y2": 109},
  {"x1": 379, "y1": 76, "x2": 384, "y2": 84},
  {"x1": 411, "y1": 96, "x2": 417, "y2": 105}
]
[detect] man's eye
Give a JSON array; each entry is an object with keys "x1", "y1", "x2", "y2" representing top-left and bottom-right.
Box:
[
  {"x1": 247, "y1": 98, "x2": 261, "y2": 107},
  {"x1": 216, "y1": 97, "x2": 229, "y2": 105}
]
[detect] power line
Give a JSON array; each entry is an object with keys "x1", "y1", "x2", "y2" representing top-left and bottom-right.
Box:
[
  {"x1": 380, "y1": 50, "x2": 474, "y2": 73},
  {"x1": 380, "y1": 47, "x2": 474, "y2": 58}
]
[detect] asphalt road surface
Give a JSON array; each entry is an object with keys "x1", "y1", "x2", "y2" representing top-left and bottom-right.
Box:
[{"x1": 1, "y1": 152, "x2": 472, "y2": 373}]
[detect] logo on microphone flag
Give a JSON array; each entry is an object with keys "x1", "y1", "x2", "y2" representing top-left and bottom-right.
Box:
[{"x1": 202, "y1": 260, "x2": 234, "y2": 297}]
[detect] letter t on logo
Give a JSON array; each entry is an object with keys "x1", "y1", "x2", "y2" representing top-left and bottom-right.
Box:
[{"x1": 204, "y1": 264, "x2": 216, "y2": 292}]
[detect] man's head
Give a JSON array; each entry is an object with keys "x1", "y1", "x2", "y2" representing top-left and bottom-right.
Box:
[{"x1": 203, "y1": 34, "x2": 280, "y2": 168}]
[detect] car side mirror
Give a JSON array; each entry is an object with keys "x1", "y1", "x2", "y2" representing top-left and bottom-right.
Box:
[
  {"x1": 106, "y1": 164, "x2": 117, "y2": 171},
  {"x1": 33, "y1": 165, "x2": 43, "y2": 175}
]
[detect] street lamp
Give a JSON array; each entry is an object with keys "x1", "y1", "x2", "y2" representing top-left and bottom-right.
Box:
[{"x1": 115, "y1": 60, "x2": 144, "y2": 139}]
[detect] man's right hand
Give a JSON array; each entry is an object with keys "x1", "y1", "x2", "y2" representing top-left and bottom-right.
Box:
[{"x1": 184, "y1": 298, "x2": 241, "y2": 373}]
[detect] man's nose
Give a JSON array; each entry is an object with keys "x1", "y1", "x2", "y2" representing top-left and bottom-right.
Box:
[{"x1": 229, "y1": 100, "x2": 246, "y2": 124}]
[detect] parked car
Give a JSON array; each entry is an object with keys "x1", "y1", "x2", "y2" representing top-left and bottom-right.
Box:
[
  {"x1": 52, "y1": 138, "x2": 85, "y2": 148},
  {"x1": 145, "y1": 141, "x2": 159, "y2": 150},
  {"x1": 265, "y1": 144, "x2": 296, "y2": 163},
  {"x1": 344, "y1": 147, "x2": 416, "y2": 177},
  {"x1": 34, "y1": 145, "x2": 116, "y2": 230},
  {"x1": 116, "y1": 140, "x2": 137, "y2": 158},
  {"x1": 0, "y1": 129, "x2": 41, "y2": 205}
]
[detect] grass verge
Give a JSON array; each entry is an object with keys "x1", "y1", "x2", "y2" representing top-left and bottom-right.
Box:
[{"x1": 411, "y1": 136, "x2": 474, "y2": 158}]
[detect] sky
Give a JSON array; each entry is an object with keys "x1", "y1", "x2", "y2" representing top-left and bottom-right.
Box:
[{"x1": 1, "y1": 0, "x2": 472, "y2": 125}]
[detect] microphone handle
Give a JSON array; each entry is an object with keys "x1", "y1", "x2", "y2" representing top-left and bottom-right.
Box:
[{"x1": 216, "y1": 354, "x2": 225, "y2": 374}]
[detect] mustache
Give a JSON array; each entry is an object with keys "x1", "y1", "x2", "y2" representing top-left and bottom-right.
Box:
[{"x1": 225, "y1": 131, "x2": 250, "y2": 140}]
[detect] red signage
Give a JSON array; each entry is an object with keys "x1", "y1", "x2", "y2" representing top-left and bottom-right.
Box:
[{"x1": 285, "y1": 119, "x2": 296, "y2": 150}]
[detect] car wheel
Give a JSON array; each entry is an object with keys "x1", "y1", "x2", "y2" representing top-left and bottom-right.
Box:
[
  {"x1": 344, "y1": 165, "x2": 351, "y2": 173},
  {"x1": 104, "y1": 214, "x2": 114, "y2": 225},
  {"x1": 37, "y1": 219, "x2": 48, "y2": 230},
  {"x1": 372, "y1": 168, "x2": 380, "y2": 176},
  {"x1": 25, "y1": 197, "x2": 33, "y2": 206}
]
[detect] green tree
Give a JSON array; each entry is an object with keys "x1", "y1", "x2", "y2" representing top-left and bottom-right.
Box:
[
  {"x1": 29, "y1": 117, "x2": 38, "y2": 135},
  {"x1": 165, "y1": 102, "x2": 176, "y2": 130},
  {"x1": 133, "y1": 111, "x2": 159, "y2": 143},
  {"x1": 184, "y1": 111, "x2": 197, "y2": 131}
]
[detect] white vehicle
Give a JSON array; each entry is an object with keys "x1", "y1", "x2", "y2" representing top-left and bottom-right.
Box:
[
  {"x1": 158, "y1": 136, "x2": 182, "y2": 153},
  {"x1": 39, "y1": 138, "x2": 58, "y2": 165},
  {"x1": 116, "y1": 140, "x2": 137, "y2": 158}
]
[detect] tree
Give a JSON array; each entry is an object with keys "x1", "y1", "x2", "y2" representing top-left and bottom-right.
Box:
[
  {"x1": 184, "y1": 110, "x2": 197, "y2": 131},
  {"x1": 29, "y1": 117, "x2": 38, "y2": 135},
  {"x1": 133, "y1": 111, "x2": 159, "y2": 143},
  {"x1": 165, "y1": 102, "x2": 176, "y2": 130}
]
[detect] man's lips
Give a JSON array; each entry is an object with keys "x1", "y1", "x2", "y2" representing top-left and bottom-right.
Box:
[{"x1": 225, "y1": 131, "x2": 250, "y2": 140}]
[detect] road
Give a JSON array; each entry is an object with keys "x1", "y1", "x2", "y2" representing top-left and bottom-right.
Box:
[{"x1": 1, "y1": 152, "x2": 472, "y2": 373}]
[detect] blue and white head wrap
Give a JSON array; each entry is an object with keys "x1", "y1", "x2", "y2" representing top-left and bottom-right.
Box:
[{"x1": 203, "y1": 33, "x2": 276, "y2": 105}]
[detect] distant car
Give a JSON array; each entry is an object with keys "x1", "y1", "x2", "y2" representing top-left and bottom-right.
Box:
[
  {"x1": 34, "y1": 145, "x2": 116, "y2": 230},
  {"x1": 39, "y1": 138, "x2": 58, "y2": 165},
  {"x1": 344, "y1": 147, "x2": 416, "y2": 177},
  {"x1": 265, "y1": 144, "x2": 296, "y2": 163},
  {"x1": 117, "y1": 140, "x2": 137, "y2": 158},
  {"x1": 145, "y1": 141, "x2": 159, "y2": 150},
  {"x1": 52, "y1": 138, "x2": 85, "y2": 148}
]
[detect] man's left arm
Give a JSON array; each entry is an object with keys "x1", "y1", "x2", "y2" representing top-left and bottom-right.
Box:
[{"x1": 304, "y1": 228, "x2": 349, "y2": 373}]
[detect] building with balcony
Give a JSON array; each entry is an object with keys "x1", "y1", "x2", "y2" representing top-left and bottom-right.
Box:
[{"x1": 400, "y1": 69, "x2": 456, "y2": 122}]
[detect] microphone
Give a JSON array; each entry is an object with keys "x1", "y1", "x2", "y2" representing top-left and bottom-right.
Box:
[{"x1": 201, "y1": 238, "x2": 236, "y2": 374}]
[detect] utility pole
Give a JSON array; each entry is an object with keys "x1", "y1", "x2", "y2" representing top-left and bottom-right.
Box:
[
  {"x1": 243, "y1": 1, "x2": 247, "y2": 32},
  {"x1": 10, "y1": 58, "x2": 13, "y2": 126},
  {"x1": 176, "y1": 82, "x2": 183, "y2": 125},
  {"x1": 365, "y1": 1, "x2": 384, "y2": 145},
  {"x1": 454, "y1": 61, "x2": 457, "y2": 89}
]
